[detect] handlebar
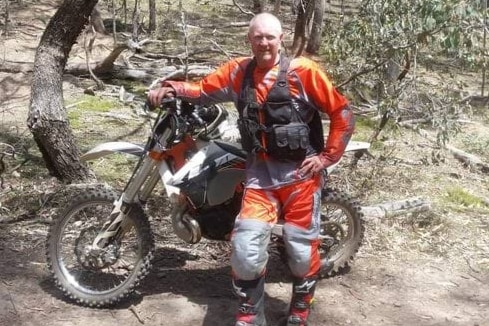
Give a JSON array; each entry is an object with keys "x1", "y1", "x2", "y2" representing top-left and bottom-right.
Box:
[
  {"x1": 144, "y1": 97, "x2": 177, "y2": 112},
  {"x1": 146, "y1": 97, "x2": 212, "y2": 130}
]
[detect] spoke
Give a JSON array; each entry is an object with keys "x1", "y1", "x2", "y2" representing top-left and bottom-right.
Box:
[{"x1": 56, "y1": 200, "x2": 141, "y2": 295}]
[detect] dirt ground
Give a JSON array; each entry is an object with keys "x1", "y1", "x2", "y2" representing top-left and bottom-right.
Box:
[{"x1": 1, "y1": 1, "x2": 489, "y2": 326}]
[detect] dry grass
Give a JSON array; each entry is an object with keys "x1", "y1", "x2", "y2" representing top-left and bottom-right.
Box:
[{"x1": 338, "y1": 115, "x2": 489, "y2": 273}]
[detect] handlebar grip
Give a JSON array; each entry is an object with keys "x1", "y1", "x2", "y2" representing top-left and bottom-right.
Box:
[
  {"x1": 191, "y1": 111, "x2": 205, "y2": 126},
  {"x1": 144, "y1": 97, "x2": 177, "y2": 112},
  {"x1": 144, "y1": 100, "x2": 153, "y2": 111},
  {"x1": 160, "y1": 97, "x2": 176, "y2": 105}
]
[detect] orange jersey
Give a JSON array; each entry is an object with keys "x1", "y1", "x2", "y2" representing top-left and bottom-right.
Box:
[{"x1": 165, "y1": 56, "x2": 354, "y2": 188}]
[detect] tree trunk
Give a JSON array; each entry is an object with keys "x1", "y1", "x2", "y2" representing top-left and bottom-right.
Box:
[
  {"x1": 4, "y1": 0, "x2": 9, "y2": 36},
  {"x1": 149, "y1": 0, "x2": 156, "y2": 32},
  {"x1": 122, "y1": 0, "x2": 127, "y2": 27},
  {"x1": 132, "y1": 0, "x2": 140, "y2": 41},
  {"x1": 253, "y1": 0, "x2": 267, "y2": 13},
  {"x1": 305, "y1": 0, "x2": 325, "y2": 54},
  {"x1": 291, "y1": 0, "x2": 314, "y2": 57},
  {"x1": 273, "y1": 0, "x2": 281, "y2": 14},
  {"x1": 27, "y1": 0, "x2": 98, "y2": 183},
  {"x1": 90, "y1": 5, "x2": 108, "y2": 35}
]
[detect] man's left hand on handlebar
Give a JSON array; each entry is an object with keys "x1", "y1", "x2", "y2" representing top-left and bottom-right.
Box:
[{"x1": 148, "y1": 86, "x2": 176, "y2": 108}]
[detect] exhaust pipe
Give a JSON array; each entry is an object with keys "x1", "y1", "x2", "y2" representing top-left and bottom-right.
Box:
[{"x1": 170, "y1": 203, "x2": 202, "y2": 244}]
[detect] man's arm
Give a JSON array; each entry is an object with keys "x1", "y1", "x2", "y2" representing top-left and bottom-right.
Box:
[
  {"x1": 149, "y1": 58, "x2": 247, "y2": 107},
  {"x1": 296, "y1": 58, "x2": 355, "y2": 175}
]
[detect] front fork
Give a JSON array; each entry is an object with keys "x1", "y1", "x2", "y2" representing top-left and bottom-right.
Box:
[{"x1": 92, "y1": 155, "x2": 161, "y2": 249}]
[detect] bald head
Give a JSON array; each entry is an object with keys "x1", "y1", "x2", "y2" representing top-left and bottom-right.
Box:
[
  {"x1": 248, "y1": 13, "x2": 283, "y2": 35},
  {"x1": 247, "y1": 13, "x2": 284, "y2": 69}
]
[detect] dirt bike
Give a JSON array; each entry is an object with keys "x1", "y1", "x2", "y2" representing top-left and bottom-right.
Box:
[{"x1": 45, "y1": 98, "x2": 368, "y2": 307}]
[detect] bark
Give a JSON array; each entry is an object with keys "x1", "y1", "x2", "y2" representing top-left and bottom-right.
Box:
[
  {"x1": 273, "y1": 0, "x2": 281, "y2": 14},
  {"x1": 90, "y1": 5, "x2": 108, "y2": 35},
  {"x1": 291, "y1": 0, "x2": 314, "y2": 57},
  {"x1": 4, "y1": 0, "x2": 9, "y2": 36},
  {"x1": 132, "y1": 0, "x2": 140, "y2": 41},
  {"x1": 148, "y1": 0, "x2": 156, "y2": 32},
  {"x1": 305, "y1": 0, "x2": 325, "y2": 54},
  {"x1": 27, "y1": 0, "x2": 98, "y2": 183}
]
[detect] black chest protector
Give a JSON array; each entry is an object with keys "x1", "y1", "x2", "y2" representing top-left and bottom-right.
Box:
[{"x1": 237, "y1": 55, "x2": 324, "y2": 161}]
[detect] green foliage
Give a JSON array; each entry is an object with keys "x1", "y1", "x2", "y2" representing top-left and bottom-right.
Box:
[
  {"x1": 66, "y1": 95, "x2": 122, "y2": 129},
  {"x1": 86, "y1": 153, "x2": 138, "y2": 187},
  {"x1": 321, "y1": 0, "x2": 487, "y2": 145},
  {"x1": 457, "y1": 128, "x2": 489, "y2": 159},
  {"x1": 324, "y1": 0, "x2": 486, "y2": 68},
  {"x1": 444, "y1": 186, "x2": 489, "y2": 208},
  {"x1": 352, "y1": 116, "x2": 377, "y2": 139},
  {"x1": 67, "y1": 95, "x2": 121, "y2": 112}
]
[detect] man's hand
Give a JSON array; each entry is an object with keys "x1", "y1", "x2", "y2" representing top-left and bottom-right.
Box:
[
  {"x1": 147, "y1": 86, "x2": 176, "y2": 109},
  {"x1": 299, "y1": 155, "x2": 326, "y2": 177}
]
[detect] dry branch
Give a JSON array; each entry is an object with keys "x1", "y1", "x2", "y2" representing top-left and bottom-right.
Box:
[
  {"x1": 361, "y1": 197, "x2": 431, "y2": 220},
  {"x1": 232, "y1": 0, "x2": 254, "y2": 17}
]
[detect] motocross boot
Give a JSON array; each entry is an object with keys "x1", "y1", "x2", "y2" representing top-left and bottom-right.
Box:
[
  {"x1": 286, "y1": 276, "x2": 318, "y2": 326},
  {"x1": 233, "y1": 276, "x2": 267, "y2": 326}
]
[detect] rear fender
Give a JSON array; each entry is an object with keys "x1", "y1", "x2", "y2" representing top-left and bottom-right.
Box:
[
  {"x1": 344, "y1": 140, "x2": 370, "y2": 153},
  {"x1": 326, "y1": 141, "x2": 371, "y2": 174},
  {"x1": 80, "y1": 142, "x2": 145, "y2": 162}
]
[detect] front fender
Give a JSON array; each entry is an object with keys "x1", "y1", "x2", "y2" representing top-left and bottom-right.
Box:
[{"x1": 80, "y1": 142, "x2": 145, "y2": 162}]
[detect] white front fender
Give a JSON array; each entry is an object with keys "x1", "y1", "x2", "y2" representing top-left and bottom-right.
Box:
[{"x1": 80, "y1": 142, "x2": 145, "y2": 162}]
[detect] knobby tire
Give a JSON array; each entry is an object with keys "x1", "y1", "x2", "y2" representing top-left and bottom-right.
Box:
[{"x1": 45, "y1": 186, "x2": 154, "y2": 307}]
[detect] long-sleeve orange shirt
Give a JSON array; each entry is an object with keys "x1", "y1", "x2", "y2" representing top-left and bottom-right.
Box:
[{"x1": 165, "y1": 56, "x2": 354, "y2": 189}]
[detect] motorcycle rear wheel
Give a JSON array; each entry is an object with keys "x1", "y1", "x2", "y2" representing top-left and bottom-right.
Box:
[
  {"x1": 46, "y1": 186, "x2": 154, "y2": 307},
  {"x1": 319, "y1": 188, "x2": 364, "y2": 276}
]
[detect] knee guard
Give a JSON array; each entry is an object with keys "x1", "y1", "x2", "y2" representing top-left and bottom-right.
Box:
[
  {"x1": 231, "y1": 219, "x2": 271, "y2": 280},
  {"x1": 283, "y1": 222, "x2": 321, "y2": 277}
]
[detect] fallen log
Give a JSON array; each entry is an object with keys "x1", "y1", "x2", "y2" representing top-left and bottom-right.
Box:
[
  {"x1": 65, "y1": 63, "x2": 214, "y2": 82},
  {"x1": 0, "y1": 61, "x2": 33, "y2": 73},
  {"x1": 445, "y1": 144, "x2": 489, "y2": 174},
  {"x1": 361, "y1": 197, "x2": 431, "y2": 220}
]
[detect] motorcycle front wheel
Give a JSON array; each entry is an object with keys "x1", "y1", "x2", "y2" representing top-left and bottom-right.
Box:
[
  {"x1": 46, "y1": 186, "x2": 154, "y2": 307},
  {"x1": 319, "y1": 188, "x2": 365, "y2": 276}
]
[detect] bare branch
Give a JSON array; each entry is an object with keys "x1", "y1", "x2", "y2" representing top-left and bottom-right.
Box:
[
  {"x1": 338, "y1": 58, "x2": 390, "y2": 88},
  {"x1": 84, "y1": 27, "x2": 105, "y2": 90},
  {"x1": 208, "y1": 40, "x2": 232, "y2": 60},
  {"x1": 232, "y1": 0, "x2": 255, "y2": 17}
]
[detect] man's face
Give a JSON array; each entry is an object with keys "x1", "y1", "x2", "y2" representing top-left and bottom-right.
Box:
[{"x1": 248, "y1": 20, "x2": 283, "y2": 70}]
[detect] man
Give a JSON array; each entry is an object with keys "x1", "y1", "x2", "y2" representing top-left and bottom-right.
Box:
[{"x1": 148, "y1": 12, "x2": 354, "y2": 326}]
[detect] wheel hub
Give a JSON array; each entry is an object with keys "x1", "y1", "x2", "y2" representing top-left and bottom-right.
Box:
[{"x1": 74, "y1": 227, "x2": 121, "y2": 270}]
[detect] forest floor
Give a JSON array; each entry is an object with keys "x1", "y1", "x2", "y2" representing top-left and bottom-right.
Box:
[{"x1": 1, "y1": 1, "x2": 489, "y2": 326}]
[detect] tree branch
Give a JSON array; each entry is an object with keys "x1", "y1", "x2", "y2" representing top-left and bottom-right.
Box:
[{"x1": 232, "y1": 0, "x2": 255, "y2": 17}]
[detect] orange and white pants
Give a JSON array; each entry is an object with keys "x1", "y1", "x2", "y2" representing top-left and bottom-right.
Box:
[{"x1": 230, "y1": 174, "x2": 322, "y2": 281}]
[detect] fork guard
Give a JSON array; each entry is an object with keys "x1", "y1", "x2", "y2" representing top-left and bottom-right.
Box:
[{"x1": 81, "y1": 142, "x2": 145, "y2": 162}]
